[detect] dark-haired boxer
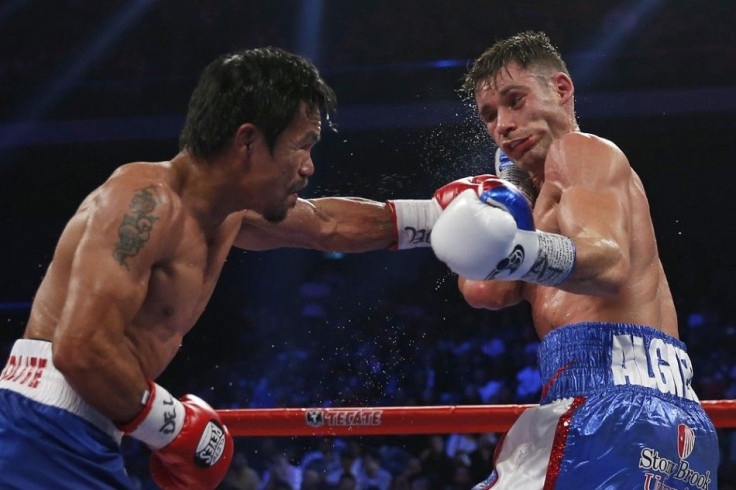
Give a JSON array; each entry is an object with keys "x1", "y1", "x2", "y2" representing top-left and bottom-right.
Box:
[{"x1": 0, "y1": 44, "x2": 504, "y2": 488}]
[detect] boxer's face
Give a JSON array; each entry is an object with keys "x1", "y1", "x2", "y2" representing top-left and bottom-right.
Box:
[
  {"x1": 249, "y1": 102, "x2": 321, "y2": 223},
  {"x1": 475, "y1": 62, "x2": 572, "y2": 172}
]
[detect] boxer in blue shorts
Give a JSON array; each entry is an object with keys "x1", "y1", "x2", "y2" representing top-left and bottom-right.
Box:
[
  {"x1": 0, "y1": 47, "x2": 425, "y2": 488},
  {"x1": 430, "y1": 31, "x2": 720, "y2": 488},
  {"x1": 0, "y1": 339, "x2": 132, "y2": 489},
  {"x1": 471, "y1": 323, "x2": 717, "y2": 488}
]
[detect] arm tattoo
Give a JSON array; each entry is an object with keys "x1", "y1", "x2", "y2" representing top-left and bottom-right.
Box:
[{"x1": 113, "y1": 185, "x2": 160, "y2": 269}]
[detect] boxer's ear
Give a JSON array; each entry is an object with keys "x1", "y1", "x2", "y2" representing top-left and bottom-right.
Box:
[
  {"x1": 551, "y1": 72, "x2": 574, "y2": 105},
  {"x1": 235, "y1": 123, "x2": 258, "y2": 156}
]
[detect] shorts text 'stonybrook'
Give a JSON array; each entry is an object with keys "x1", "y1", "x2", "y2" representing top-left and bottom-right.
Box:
[{"x1": 638, "y1": 424, "x2": 712, "y2": 489}]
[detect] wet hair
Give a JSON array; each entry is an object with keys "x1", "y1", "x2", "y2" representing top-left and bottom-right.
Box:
[
  {"x1": 463, "y1": 31, "x2": 569, "y2": 98},
  {"x1": 179, "y1": 47, "x2": 337, "y2": 157}
]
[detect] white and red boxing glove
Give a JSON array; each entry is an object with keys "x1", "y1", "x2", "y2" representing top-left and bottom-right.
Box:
[
  {"x1": 118, "y1": 381, "x2": 234, "y2": 490},
  {"x1": 387, "y1": 175, "x2": 499, "y2": 249},
  {"x1": 434, "y1": 174, "x2": 499, "y2": 208},
  {"x1": 431, "y1": 179, "x2": 576, "y2": 285}
]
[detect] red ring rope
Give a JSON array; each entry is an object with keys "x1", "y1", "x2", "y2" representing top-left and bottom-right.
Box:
[{"x1": 218, "y1": 400, "x2": 736, "y2": 437}]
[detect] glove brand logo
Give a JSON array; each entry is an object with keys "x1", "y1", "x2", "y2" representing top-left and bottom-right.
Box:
[
  {"x1": 306, "y1": 410, "x2": 324, "y2": 427},
  {"x1": 486, "y1": 244, "x2": 525, "y2": 280},
  {"x1": 193, "y1": 420, "x2": 226, "y2": 468},
  {"x1": 638, "y1": 424, "x2": 711, "y2": 489},
  {"x1": 403, "y1": 226, "x2": 431, "y2": 246},
  {"x1": 159, "y1": 395, "x2": 178, "y2": 435}
]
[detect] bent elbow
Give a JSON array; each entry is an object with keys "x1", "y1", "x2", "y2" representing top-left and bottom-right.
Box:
[
  {"x1": 460, "y1": 278, "x2": 521, "y2": 310},
  {"x1": 464, "y1": 290, "x2": 504, "y2": 310},
  {"x1": 52, "y1": 337, "x2": 100, "y2": 383},
  {"x1": 52, "y1": 342, "x2": 83, "y2": 379}
]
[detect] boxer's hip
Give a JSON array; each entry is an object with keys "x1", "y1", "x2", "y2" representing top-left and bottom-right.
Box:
[{"x1": 0, "y1": 338, "x2": 123, "y2": 443}]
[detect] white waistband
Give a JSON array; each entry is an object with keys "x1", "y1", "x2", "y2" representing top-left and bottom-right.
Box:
[{"x1": 0, "y1": 339, "x2": 123, "y2": 443}]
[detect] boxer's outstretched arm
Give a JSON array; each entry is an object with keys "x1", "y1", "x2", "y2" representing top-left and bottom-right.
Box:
[
  {"x1": 235, "y1": 197, "x2": 396, "y2": 252},
  {"x1": 235, "y1": 175, "x2": 506, "y2": 252}
]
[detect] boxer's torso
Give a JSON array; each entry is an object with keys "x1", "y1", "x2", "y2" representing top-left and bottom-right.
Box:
[
  {"x1": 23, "y1": 162, "x2": 244, "y2": 379},
  {"x1": 522, "y1": 135, "x2": 678, "y2": 339}
]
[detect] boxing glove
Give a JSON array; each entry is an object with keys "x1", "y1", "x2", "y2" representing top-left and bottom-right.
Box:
[
  {"x1": 118, "y1": 382, "x2": 234, "y2": 490},
  {"x1": 431, "y1": 181, "x2": 576, "y2": 286},
  {"x1": 434, "y1": 174, "x2": 499, "y2": 208},
  {"x1": 494, "y1": 148, "x2": 537, "y2": 206},
  {"x1": 387, "y1": 174, "x2": 499, "y2": 249}
]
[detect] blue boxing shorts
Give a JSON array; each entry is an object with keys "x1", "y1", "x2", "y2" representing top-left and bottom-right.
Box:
[
  {"x1": 473, "y1": 323, "x2": 719, "y2": 489},
  {"x1": 0, "y1": 339, "x2": 133, "y2": 489}
]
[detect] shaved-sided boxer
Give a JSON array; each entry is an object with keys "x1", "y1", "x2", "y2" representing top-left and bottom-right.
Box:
[{"x1": 430, "y1": 31, "x2": 719, "y2": 488}]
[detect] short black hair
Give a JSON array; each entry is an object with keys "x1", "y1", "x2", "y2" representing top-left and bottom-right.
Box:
[
  {"x1": 179, "y1": 47, "x2": 337, "y2": 157},
  {"x1": 463, "y1": 31, "x2": 569, "y2": 97}
]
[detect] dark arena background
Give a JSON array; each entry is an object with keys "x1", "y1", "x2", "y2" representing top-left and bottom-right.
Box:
[{"x1": 1, "y1": 1, "x2": 736, "y2": 488}]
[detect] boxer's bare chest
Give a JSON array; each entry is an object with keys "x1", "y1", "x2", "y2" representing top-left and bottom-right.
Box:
[
  {"x1": 138, "y1": 215, "x2": 241, "y2": 333},
  {"x1": 530, "y1": 180, "x2": 560, "y2": 234}
]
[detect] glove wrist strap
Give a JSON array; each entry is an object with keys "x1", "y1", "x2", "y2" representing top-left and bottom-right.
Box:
[
  {"x1": 386, "y1": 199, "x2": 441, "y2": 250},
  {"x1": 521, "y1": 231, "x2": 576, "y2": 286},
  {"x1": 117, "y1": 381, "x2": 185, "y2": 449}
]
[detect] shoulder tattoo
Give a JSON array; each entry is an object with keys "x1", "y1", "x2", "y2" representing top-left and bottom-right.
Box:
[{"x1": 113, "y1": 185, "x2": 160, "y2": 269}]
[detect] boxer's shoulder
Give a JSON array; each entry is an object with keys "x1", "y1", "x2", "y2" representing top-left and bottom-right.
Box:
[
  {"x1": 545, "y1": 133, "x2": 629, "y2": 186},
  {"x1": 549, "y1": 133, "x2": 626, "y2": 167}
]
